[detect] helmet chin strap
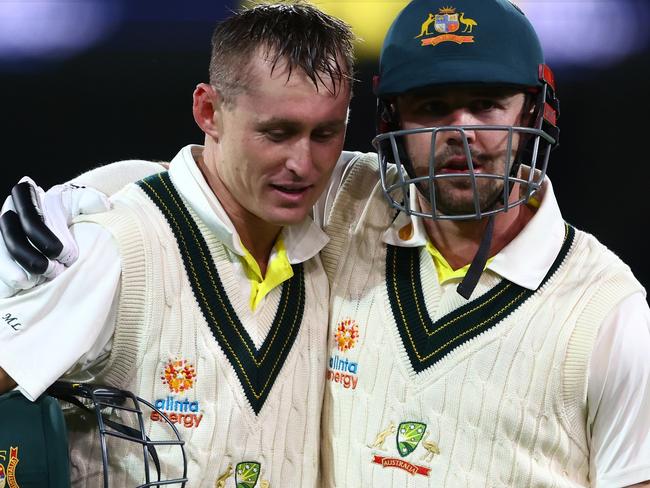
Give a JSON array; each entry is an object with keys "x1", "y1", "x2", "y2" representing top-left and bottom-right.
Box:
[{"x1": 456, "y1": 215, "x2": 495, "y2": 300}]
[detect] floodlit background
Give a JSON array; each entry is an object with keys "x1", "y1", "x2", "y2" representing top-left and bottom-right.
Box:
[{"x1": 1, "y1": 0, "x2": 649, "y2": 288}]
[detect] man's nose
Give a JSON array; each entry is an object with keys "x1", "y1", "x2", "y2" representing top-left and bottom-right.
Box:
[
  {"x1": 285, "y1": 137, "x2": 313, "y2": 177},
  {"x1": 437, "y1": 108, "x2": 477, "y2": 146}
]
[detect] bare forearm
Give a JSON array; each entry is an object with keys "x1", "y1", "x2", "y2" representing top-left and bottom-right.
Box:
[{"x1": 0, "y1": 367, "x2": 16, "y2": 394}]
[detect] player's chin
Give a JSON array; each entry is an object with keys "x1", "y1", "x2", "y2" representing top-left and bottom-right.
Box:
[{"x1": 263, "y1": 205, "x2": 313, "y2": 227}]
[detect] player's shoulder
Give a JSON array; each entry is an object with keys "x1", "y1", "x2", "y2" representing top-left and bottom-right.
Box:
[
  {"x1": 337, "y1": 150, "x2": 400, "y2": 196},
  {"x1": 326, "y1": 150, "x2": 395, "y2": 228},
  {"x1": 339, "y1": 151, "x2": 379, "y2": 180},
  {"x1": 69, "y1": 159, "x2": 166, "y2": 197},
  {"x1": 572, "y1": 226, "x2": 644, "y2": 290}
]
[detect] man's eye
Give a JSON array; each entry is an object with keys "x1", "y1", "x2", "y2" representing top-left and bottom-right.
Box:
[
  {"x1": 312, "y1": 130, "x2": 336, "y2": 142},
  {"x1": 471, "y1": 99, "x2": 498, "y2": 112},
  {"x1": 420, "y1": 101, "x2": 448, "y2": 116},
  {"x1": 264, "y1": 130, "x2": 289, "y2": 142}
]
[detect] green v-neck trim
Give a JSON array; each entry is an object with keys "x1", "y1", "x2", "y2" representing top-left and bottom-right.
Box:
[
  {"x1": 137, "y1": 172, "x2": 305, "y2": 414},
  {"x1": 386, "y1": 224, "x2": 575, "y2": 374}
]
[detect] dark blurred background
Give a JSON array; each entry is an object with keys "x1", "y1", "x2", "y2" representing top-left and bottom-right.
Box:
[{"x1": 1, "y1": 0, "x2": 648, "y2": 290}]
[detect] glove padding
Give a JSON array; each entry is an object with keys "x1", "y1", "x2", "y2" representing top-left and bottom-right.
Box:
[{"x1": 0, "y1": 177, "x2": 111, "y2": 298}]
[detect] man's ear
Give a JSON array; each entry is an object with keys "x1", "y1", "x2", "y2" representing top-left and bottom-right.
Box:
[
  {"x1": 193, "y1": 83, "x2": 224, "y2": 139},
  {"x1": 521, "y1": 92, "x2": 537, "y2": 127}
]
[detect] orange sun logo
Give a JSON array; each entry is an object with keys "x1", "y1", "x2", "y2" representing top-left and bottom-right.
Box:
[
  {"x1": 161, "y1": 359, "x2": 196, "y2": 393},
  {"x1": 335, "y1": 318, "x2": 359, "y2": 351}
]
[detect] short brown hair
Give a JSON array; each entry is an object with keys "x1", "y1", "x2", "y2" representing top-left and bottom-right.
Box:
[{"x1": 209, "y1": 2, "x2": 355, "y2": 105}]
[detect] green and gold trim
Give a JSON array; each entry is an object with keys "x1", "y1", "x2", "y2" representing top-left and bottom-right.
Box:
[
  {"x1": 386, "y1": 224, "x2": 575, "y2": 373},
  {"x1": 137, "y1": 172, "x2": 305, "y2": 414}
]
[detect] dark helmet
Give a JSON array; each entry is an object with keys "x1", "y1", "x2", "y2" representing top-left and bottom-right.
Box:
[
  {"x1": 0, "y1": 382, "x2": 188, "y2": 488},
  {"x1": 373, "y1": 0, "x2": 560, "y2": 221}
]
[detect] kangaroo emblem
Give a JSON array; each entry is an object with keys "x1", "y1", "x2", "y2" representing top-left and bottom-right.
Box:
[
  {"x1": 415, "y1": 13, "x2": 435, "y2": 38},
  {"x1": 215, "y1": 464, "x2": 233, "y2": 488},
  {"x1": 368, "y1": 422, "x2": 396, "y2": 450}
]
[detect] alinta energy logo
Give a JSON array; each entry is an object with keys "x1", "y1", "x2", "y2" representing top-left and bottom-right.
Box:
[
  {"x1": 327, "y1": 318, "x2": 360, "y2": 390},
  {"x1": 0, "y1": 447, "x2": 19, "y2": 488},
  {"x1": 415, "y1": 6, "x2": 478, "y2": 47},
  {"x1": 335, "y1": 318, "x2": 359, "y2": 352},
  {"x1": 152, "y1": 358, "x2": 203, "y2": 429},
  {"x1": 161, "y1": 358, "x2": 196, "y2": 393},
  {"x1": 368, "y1": 421, "x2": 441, "y2": 477}
]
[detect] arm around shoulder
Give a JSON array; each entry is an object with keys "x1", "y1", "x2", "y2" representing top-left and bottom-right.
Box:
[{"x1": 69, "y1": 159, "x2": 166, "y2": 197}]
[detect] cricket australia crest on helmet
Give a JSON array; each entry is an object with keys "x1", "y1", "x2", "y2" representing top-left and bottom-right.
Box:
[
  {"x1": 416, "y1": 6, "x2": 477, "y2": 47},
  {"x1": 434, "y1": 7, "x2": 460, "y2": 33}
]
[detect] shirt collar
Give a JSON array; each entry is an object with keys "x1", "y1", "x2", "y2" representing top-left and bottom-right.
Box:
[
  {"x1": 382, "y1": 174, "x2": 566, "y2": 290},
  {"x1": 489, "y1": 176, "x2": 565, "y2": 290},
  {"x1": 167, "y1": 144, "x2": 329, "y2": 264}
]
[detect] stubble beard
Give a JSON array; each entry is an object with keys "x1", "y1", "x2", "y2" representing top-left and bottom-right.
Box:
[
  {"x1": 427, "y1": 177, "x2": 505, "y2": 216},
  {"x1": 411, "y1": 151, "x2": 511, "y2": 217}
]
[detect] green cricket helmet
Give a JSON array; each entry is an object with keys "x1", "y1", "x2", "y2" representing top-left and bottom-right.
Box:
[
  {"x1": 373, "y1": 0, "x2": 560, "y2": 221},
  {"x1": 0, "y1": 390, "x2": 70, "y2": 488},
  {"x1": 48, "y1": 382, "x2": 188, "y2": 488},
  {"x1": 0, "y1": 382, "x2": 188, "y2": 488}
]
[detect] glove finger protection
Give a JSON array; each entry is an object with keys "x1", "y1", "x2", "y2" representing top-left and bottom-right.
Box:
[
  {"x1": 11, "y1": 181, "x2": 64, "y2": 262},
  {"x1": 0, "y1": 177, "x2": 111, "y2": 297},
  {"x1": 0, "y1": 195, "x2": 44, "y2": 297},
  {"x1": 17, "y1": 177, "x2": 111, "y2": 267},
  {"x1": 5, "y1": 178, "x2": 68, "y2": 279}
]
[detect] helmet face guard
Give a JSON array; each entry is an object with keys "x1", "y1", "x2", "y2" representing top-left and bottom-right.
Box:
[
  {"x1": 48, "y1": 381, "x2": 188, "y2": 488},
  {"x1": 373, "y1": 97, "x2": 558, "y2": 220}
]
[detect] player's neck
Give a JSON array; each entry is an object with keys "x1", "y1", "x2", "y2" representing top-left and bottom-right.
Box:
[
  {"x1": 195, "y1": 149, "x2": 280, "y2": 276},
  {"x1": 231, "y1": 217, "x2": 279, "y2": 276},
  {"x1": 422, "y1": 201, "x2": 534, "y2": 271}
]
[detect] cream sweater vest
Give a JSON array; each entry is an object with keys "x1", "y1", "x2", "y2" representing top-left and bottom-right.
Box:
[
  {"x1": 319, "y1": 154, "x2": 643, "y2": 488},
  {"x1": 71, "y1": 174, "x2": 328, "y2": 488}
]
